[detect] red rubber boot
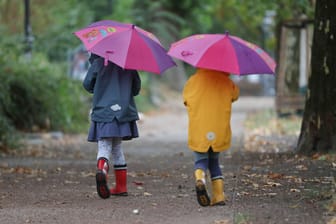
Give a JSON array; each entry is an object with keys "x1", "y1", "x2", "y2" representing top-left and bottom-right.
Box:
[
  {"x1": 96, "y1": 157, "x2": 110, "y2": 199},
  {"x1": 110, "y1": 167, "x2": 128, "y2": 196}
]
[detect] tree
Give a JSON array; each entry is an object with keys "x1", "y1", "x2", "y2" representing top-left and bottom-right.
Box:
[
  {"x1": 132, "y1": 0, "x2": 187, "y2": 100},
  {"x1": 296, "y1": 0, "x2": 336, "y2": 154}
]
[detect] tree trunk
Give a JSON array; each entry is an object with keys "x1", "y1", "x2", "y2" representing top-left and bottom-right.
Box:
[{"x1": 296, "y1": 0, "x2": 336, "y2": 154}]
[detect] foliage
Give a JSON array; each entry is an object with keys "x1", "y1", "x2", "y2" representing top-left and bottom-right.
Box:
[
  {"x1": 0, "y1": 38, "x2": 90, "y2": 150},
  {"x1": 32, "y1": 1, "x2": 94, "y2": 61},
  {"x1": 0, "y1": 0, "x2": 316, "y2": 151},
  {"x1": 159, "y1": 0, "x2": 210, "y2": 38},
  {"x1": 0, "y1": 113, "x2": 18, "y2": 150},
  {"x1": 134, "y1": 73, "x2": 155, "y2": 112},
  {"x1": 132, "y1": 0, "x2": 184, "y2": 47},
  {"x1": 234, "y1": 212, "x2": 250, "y2": 224},
  {"x1": 1, "y1": 0, "x2": 94, "y2": 61},
  {"x1": 208, "y1": 0, "x2": 314, "y2": 48},
  {"x1": 0, "y1": 68, "x2": 18, "y2": 150},
  {"x1": 0, "y1": 0, "x2": 315, "y2": 62}
]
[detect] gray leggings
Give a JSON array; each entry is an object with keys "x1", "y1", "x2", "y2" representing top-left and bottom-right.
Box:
[{"x1": 97, "y1": 137, "x2": 126, "y2": 166}]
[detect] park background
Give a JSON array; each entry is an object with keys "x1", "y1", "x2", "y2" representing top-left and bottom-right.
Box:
[
  {"x1": 0, "y1": 0, "x2": 316, "y2": 150},
  {"x1": 0, "y1": 1, "x2": 335, "y2": 223}
]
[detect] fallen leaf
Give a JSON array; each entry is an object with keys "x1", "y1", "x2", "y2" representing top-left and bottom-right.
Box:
[
  {"x1": 312, "y1": 153, "x2": 320, "y2": 160},
  {"x1": 285, "y1": 176, "x2": 303, "y2": 184},
  {"x1": 252, "y1": 183, "x2": 259, "y2": 189},
  {"x1": 268, "y1": 172, "x2": 284, "y2": 179},
  {"x1": 237, "y1": 191, "x2": 250, "y2": 196},
  {"x1": 267, "y1": 192, "x2": 277, "y2": 197},
  {"x1": 177, "y1": 194, "x2": 189, "y2": 198},
  {"x1": 296, "y1": 165, "x2": 308, "y2": 171},
  {"x1": 181, "y1": 173, "x2": 188, "y2": 179},
  {"x1": 128, "y1": 171, "x2": 137, "y2": 178},
  {"x1": 0, "y1": 162, "x2": 9, "y2": 168},
  {"x1": 266, "y1": 181, "x2": 281, "y2": 187},
  {"x1": 242, "y1": 165, "x2": 252, "y2": 171},
  {"x1": 213, "y1": 219, "x2": 231, "y2": 224},
  {"x1": 328, "y1": 200, "x2": 336, "y2": 212},
  {"x1": 327, "y1": 217, "x2": 336, "y2": 224},
  {"x1": 80, "y1": 171, "x2": 95, "y2": 177},
  {"x1": 144, "y1": 192, "x2": 152, "y2": 196},
  {"x1": 132, "y1": 181, "x2": 144, "y2": 186},
  {"x1": 160, "y1": 172, "x2": 170, "y2": 177},
  {"x1": 289, "y1": 203, "x2": 300, "y2": 208},
  {"x1": 15, "y1": 167, "x2": 32, "y2": 174},
  {"x1": 65, "y1": 180, "x2": 80, "y2": 184}
]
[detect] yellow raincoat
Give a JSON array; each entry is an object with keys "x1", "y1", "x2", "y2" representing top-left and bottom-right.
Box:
[{"x1": 183, "y1": 69, "x2": 239, "y2": 152}]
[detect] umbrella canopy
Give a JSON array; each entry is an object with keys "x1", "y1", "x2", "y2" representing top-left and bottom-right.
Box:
[
  {"x1": 74, "y1": 20, "x2": 176, "y2": 74},
  {"x1": 168, "y1": 32, "x2": 276, "y2": 75}
]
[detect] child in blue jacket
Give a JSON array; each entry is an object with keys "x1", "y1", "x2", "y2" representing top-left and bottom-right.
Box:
[{"x1": 83, "y1": 54, "x2": 141, "y2": 199}]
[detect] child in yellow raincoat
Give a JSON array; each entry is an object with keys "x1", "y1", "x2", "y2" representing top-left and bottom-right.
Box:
[{"x1": 183, "y1": 68, "x2": 239, "y2": 206}]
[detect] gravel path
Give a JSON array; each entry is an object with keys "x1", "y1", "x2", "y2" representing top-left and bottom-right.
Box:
[{"x1": 1, "y1": 96, "x2": 334, "y2": 224}]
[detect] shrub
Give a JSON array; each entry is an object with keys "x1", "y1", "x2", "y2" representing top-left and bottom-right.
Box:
[
  {"x1": 0, "y1": 46, "x2": 90, "y2": 150},
  {"x1": 0, "y1": 37, "x2": 155, "y2": 151}
]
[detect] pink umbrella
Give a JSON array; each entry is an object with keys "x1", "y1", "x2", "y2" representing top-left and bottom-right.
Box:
[
  {"x1": 168, "y1": 32, "x2": 276, "y2": 75},
  {"x1": 74, "y1": 20, "x2": 176, "y2": 74}
]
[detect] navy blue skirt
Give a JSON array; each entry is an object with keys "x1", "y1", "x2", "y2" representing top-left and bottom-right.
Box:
[{"x1": 87, "y1": 119, "x2": 139, "y2": 142}]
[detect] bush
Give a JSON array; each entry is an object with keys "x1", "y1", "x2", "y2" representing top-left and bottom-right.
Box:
[
  {"x1": 0, "y1": 36, "x2": 156, "y2": 151},
  {"x1": 0, "y1": 45, "x2": 90, "y2": 150}
]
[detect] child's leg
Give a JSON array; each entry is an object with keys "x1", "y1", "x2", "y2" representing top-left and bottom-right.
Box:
[
  {"x1": 208, "y1": 150, "x2": 225, "y2": 206},
  {"x1": 208, "y1": 151, "x2": 223, "y2": 180},
  {"x1": 110, "y1": 137, "x2": 125, "y2": 166},
  {"x1": 110, "y1": 137, "x2": 128, "y2": 196},
  {"x1": 96, "y1": 138, "x2": 113, "y2": 199},
  {"x1": 194, "y1": 152, "x2": 210, "y2": 206},
  {"x1": 194, "y1": 152, "x2": 209, "y2": 174},
  {"x1": 97, "y1": 138, "x2": 112, "y2": 161}
]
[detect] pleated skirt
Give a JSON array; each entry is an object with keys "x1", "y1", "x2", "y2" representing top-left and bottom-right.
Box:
[{"x1": 87, "y1": 119, "x2": 139, "y2": 142}]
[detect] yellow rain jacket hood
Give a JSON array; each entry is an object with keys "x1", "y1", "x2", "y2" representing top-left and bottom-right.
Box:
[{"x1": 183, "y1": 69, "x2": 239, "y2": 152}]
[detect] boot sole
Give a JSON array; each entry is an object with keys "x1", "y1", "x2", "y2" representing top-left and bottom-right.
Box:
[
  {"x1": 195, "y1": 180, "x2": 210, "y2": 206},
  {"x1": 111, "y1": 192, "x2": 128, "y2": 196},
  {"x1": 96, "y1": 171, "x2": 110, "y2": 199},
  {"x1": 211, "y1": 201, "x2": 226, "y2": 206}
]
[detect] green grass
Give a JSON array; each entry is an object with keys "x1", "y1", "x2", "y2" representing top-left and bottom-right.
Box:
[{"x1": 234, "y1": 212, "x2": 250, "y2": 224}]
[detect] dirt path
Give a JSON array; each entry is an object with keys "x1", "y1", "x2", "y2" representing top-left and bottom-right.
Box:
[{"x1": 0, "y1": 95, "x2": 335, "y2": 224}]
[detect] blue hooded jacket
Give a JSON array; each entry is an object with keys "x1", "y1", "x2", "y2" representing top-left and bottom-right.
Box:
[{"x1": 83, "y1": 54, "x2": 141, "y2": 123}]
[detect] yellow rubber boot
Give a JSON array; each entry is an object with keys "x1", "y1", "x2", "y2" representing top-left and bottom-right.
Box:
[
  {"x1": 210, "y1": 178, "x2": 226, "y2": 206},
  {"x1": 194, "y1": 169, "x2": 210, "y2": 206}
]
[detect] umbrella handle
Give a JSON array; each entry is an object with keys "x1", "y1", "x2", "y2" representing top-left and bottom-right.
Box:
[{"x1": 104, "y1": 51, "x2": 114, "y2": 66}]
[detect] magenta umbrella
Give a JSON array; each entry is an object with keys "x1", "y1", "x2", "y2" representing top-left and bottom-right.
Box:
[
  {"x1": 168, "y1": 32, "x2": 276, "y2": 75},
  {"x1": 74, "y1": 20, "x2": 176, "y2": 74}
]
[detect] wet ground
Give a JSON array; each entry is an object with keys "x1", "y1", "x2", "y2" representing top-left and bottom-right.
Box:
[{"x1": 0, "y1": 96, "x2": 335, "y2": 224}]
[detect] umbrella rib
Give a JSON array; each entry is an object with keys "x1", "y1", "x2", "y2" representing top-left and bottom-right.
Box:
[{"x1": 229, "y1": 38, "x2": 275, "y2": 74}]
